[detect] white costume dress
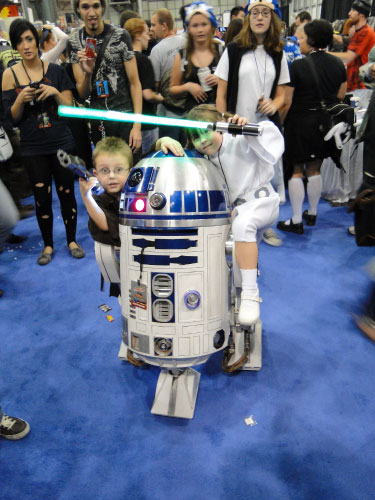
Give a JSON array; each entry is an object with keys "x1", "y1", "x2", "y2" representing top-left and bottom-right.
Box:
[{"x1": 207, "y1": 120, "x2": 284, "y2": 242}]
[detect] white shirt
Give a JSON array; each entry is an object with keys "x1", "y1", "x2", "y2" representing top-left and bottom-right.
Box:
[
  {"x1": 40, "y1": 26, "x2": 69, "y2": 65},
  {"x1": 207, "y1": 120, "x2": 284, "y2": 203},
  {"x1": 149, "y1": 34, "x2": 186, "y2": 83},
  {"x1": 215, "y1": 46, "x2": 290, "y2": 123}
]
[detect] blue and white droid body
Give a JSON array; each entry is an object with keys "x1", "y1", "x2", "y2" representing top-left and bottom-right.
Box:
[{"x1": 118, "y1": 150, "x2": 232, "y2": 418}]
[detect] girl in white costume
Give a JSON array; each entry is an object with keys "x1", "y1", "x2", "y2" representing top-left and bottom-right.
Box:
[{"x1": 185, "y1": 104, "x2": 284, "y2": 325}]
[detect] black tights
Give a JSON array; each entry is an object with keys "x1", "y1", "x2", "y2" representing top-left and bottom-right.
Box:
[{"x1": 23, "y1": 154, "x2": 78, "y2": 248}]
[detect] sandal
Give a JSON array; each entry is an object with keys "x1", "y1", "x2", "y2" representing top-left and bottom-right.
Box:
[
  {"x1": 69, "y1": 243, "x2": 85, "y2": 259},
  {"x1": 37, "y1": 250, "x2": 53, "y2": 266}
]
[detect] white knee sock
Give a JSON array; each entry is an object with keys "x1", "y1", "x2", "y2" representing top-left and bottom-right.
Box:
[
  {"x1": 240, "y1": 269, "x2": 258, "y2": 294},
  {"x1": 306, "y1": 174, "x2": 322, "y2": 216},
  {"x1": 288, "y1": 177, "x2": 305, "y2": 224}
]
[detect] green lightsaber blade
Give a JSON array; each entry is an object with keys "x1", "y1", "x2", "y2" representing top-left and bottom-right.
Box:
[{"x1": 58, "y1": 106, "x2": 210, "y2": 130}]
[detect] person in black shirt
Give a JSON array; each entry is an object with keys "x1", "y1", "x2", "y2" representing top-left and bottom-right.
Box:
[
  {"x1": 125, "y1": 18, "x2": 164, "y2": 153},
  {"x1": 2, "y1": 19, "x2": 85, "y2": 265},
  {"x1": 277, "y1": 19, "x2": 347, "y2": 235}
]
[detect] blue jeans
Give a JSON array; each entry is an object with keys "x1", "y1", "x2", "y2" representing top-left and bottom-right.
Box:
[{"x1": 0, "y1": 179, "x2": 19, "y2": 246}]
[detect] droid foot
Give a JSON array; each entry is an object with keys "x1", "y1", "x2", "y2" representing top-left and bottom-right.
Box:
[{"x1": 238, "y1": 290, "x2": 262, "y2": 326}]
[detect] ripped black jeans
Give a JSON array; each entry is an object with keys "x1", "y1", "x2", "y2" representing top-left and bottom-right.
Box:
[{"x1": 23, "y1": 153, "x2": 78, "y2": 248}]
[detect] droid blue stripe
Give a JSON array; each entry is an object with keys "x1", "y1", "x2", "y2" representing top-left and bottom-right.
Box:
[
  {"x1": 134, "y1": 255, "x2": 198, "y2": 266},
  {"x1": 184, "y1": 190, "x2": 196, "y2": 212},
  {"x1": 209, "y1": 190, "x2": 227, "y2": 212},
  {"x1": 170, "y1": 191, "x2": 182, "y2": 213},
  {"x1": 120, "y1": 213, "x2": 230, "y2": 220},
  {"x1": 131, "y1": 228, "x2": 198, "y2": 236},
  {"x1": 133, "y1": 238, "x2": 197, "y2": 250},
  {"x1": 197, "y1": 191, "x2": 209, "y2": 212},
  {"x1": 147, "y1": 167, "x2": 159, "y2": 191}
]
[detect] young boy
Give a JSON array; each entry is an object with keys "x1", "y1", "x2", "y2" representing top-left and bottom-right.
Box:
[
  {"x1": 79, "y1": 135, "x2": 184, "y2": 246},
  {"x1": 79, "y1": 136, "x2": 132, "y2": 247}
]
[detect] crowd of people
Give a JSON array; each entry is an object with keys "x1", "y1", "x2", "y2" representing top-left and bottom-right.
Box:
[{"x1": 2, "y1": 0, "x2": 375, "y2": 439}]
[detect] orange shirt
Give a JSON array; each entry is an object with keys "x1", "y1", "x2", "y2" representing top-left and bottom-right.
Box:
[{"x1": 347, "y1": 24, "x2": 375, "y2": 91}]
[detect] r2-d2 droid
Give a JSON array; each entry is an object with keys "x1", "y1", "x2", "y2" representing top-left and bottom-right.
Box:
[{"x1": 111, "y1": 148, "x2": 262, "y2": 419}]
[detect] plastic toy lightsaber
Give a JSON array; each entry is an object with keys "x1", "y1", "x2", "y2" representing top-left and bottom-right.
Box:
[{"x1": 58, "y1": 106, "x2": 263, "y2": 136}]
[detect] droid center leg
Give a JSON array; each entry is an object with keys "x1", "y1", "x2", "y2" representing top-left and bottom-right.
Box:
[{"x1": 235, "y1": 241, "x2": 261, "y2": 326}]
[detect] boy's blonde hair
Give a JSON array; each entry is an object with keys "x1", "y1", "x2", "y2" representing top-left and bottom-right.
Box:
[{"x1": 93, "y1": 136, "x2": 133, "y2": 173}]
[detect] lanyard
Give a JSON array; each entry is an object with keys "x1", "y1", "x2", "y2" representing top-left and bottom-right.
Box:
[
  {"x1": 21, "y1": 59, "x2": 45, "y2": 84},
  {"x1": 253, "y1": 48, "x2": 267, "y2": 98}
]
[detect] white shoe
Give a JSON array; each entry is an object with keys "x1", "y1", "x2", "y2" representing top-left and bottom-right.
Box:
[
  {"x1": 263, "y1": 228, "x2": 282, "y2": 247},
  {"x1": 238, "y1": 290, "x2": 262, "y2": 326}
]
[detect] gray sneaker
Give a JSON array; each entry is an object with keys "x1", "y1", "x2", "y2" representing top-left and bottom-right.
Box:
[
  {"x1": 263, "y1": 228, "x2": 282, "y2": 247},
  {"x1": 0, "y1": 413, "x2": 30, "y2": 440}
]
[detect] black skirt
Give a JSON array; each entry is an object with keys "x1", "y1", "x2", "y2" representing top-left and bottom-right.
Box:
[{"x1": 284, "y1": 109, "x2": 332, "y2": 164}]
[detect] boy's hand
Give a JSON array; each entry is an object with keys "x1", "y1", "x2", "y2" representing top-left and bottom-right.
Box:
[
  {"x1": 229, "y1": 114, "x2": 248, "y2": 126},
  {"x1": 156, "y1": 137, "x2": 184, "y2": 156},
  {"x1": 79, "y1": 176, "x2": 98, "y2": 197}
]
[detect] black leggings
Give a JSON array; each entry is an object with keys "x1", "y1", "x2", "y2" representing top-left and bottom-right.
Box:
[{"x1": 23, "y1": 153, "x2": 77, "y2": 248}]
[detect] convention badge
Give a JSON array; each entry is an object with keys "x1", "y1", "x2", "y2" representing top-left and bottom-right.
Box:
[
  {"x1": 37, "y1": 112, "x2": 51, "y2": 129},
  {"x1": 95, "y1": 80, "x2": 109, "y2": 98},
  {"x1": 131, "y1": 280, "x2": 147, "y2": 310}
]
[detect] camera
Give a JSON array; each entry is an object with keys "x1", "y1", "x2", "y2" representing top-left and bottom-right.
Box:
[{"x1": 29, "y1": 81, "x2": 40, "y2": 89}]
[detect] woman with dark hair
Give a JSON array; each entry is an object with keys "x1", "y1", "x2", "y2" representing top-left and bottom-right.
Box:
[
  {"x1": 2, "y1": 18, "x2": 85, "y2": 265},
  {"x1": 215, "y1": 0, "x2": 289, "y2": 126},
  {"x1": 277, "y1": 19, "x2": 347, "y2": 234},
  {"x1": 169, "y1": 2, "x2": 223, "y2": 112},
  {"x1": 225, "y1": 18, "x2": 243, "y2": 45}
]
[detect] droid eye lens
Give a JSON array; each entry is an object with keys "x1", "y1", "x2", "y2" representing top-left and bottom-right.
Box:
[{"x1": 128, "y1": 169, "x2": 143, "y2": 187}]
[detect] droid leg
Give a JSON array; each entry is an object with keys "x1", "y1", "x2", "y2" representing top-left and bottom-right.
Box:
[
  {"x1": 222, "y1": 288, "x2": 262, "y2": 372},
  {"x1": 151, "y1": 368, "x2": 201, "y2": 419},
  {"x1": 222, "y1": 245, "x2": 262, "y2": 372}
]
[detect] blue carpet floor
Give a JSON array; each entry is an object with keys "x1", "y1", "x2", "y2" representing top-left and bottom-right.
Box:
[{"x1": 0, "y1": 186, "x2": 374, "y2": 500}]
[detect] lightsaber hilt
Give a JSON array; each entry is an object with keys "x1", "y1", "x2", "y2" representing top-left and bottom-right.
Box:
[{"x1": 208, "y1": 122, "x2": 263, "y2": 136}]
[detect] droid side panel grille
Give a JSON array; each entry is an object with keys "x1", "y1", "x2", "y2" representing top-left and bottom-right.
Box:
[
  {"x1": 151, "y1": 273, "x2": 175, "y2": 323},
  {"x1": 152, "y1": 274, "x2": 173, "y2": 298},
  {"x1": 152, "y1": 299, "x2": 174, "y2": 323}
]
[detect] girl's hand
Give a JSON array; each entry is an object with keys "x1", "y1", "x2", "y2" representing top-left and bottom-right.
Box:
[
  {"x1": 17, "y1": 86, "x2": 37, "y2": 104},
  {"x1": 36, "y1": 84, "x2": 59, "y2": 101},
  {"x1": 257, "y1": 97, "x2": 276, "y2": 116},
  {"x1": 229, "y1": 114, "x2": 248, "y2": 126},
  {"x1": 157, "y1": 137, "x2": 184, "y2": 156},
  {"x1": 187, "y1": 82, "x2": 207, "y2": 103},
  {"x1": 79, "y1": 176, "x2": 98, "y2": 197},
  {"x1": 205, "y1": 74, "x2": 218, "y2": 87},
  {"x1": 77, "y1": 49, "x2": 96, "y2": 74}
]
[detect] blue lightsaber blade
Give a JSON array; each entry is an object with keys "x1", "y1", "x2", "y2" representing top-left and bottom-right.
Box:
[{"x1": 58, "y1": 105, "x2": 210, "y2": 130}]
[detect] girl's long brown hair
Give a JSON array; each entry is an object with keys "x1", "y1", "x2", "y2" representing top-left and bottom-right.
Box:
[{"x1": 234, "y1": 11, "x2": 284, "y2": 54}]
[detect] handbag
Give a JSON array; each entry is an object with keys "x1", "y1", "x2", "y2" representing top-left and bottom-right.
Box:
[
  {"x1": 0, "y1": 126, "x2": 13, "y2": 162},
  {"x1": 306, "y1": 56, "x2": 355, "y2": 144}
]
